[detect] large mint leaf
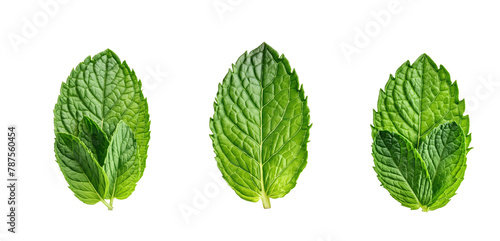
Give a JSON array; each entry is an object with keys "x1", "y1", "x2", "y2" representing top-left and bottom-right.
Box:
[
  {"x1": 210, "y1": 43, "x2": 311, "y2": 209},
  {"x1": 372, "y1": 54, "x2": 470, "y2": 149},
  {"x1": 78, "y1": 116, "x2": 109, "y2": 166},
  {"x1": 53, "y1": 49, "x2": 150, "y2": 178},
  {"x1": 103, "y1": 121, "x2": 140, "y2": 204},
  {"x1": 418, "y1": 122, "x2": 467, "y2": 210},
  {"x1": 54, "y1": 133, "x2": 109, "y2": 206},
  {"x1": 373, "y1": 131, "x2": 432, "y2": 210}
]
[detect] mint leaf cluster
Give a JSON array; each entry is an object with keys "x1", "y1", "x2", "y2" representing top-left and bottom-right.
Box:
[
  {"x1": 372, "y1": 54, "x2": 471, "y2": 211},
  {"x1": 53, "y1": 49, "x2": 150, "y2": 210}
]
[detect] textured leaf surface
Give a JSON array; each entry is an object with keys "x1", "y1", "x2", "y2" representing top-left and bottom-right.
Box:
[
  {"x1": 372, "y1": 54, "x2": 470, "y2": 149},
  {"x1": 372, "y1": 54, "x2": 470, "y2": 211},
  {"x1": 54, "y1": 133, "x2": 108, "y2": 205},
  {"x1": 419, "y1": 122, "x2": 466, "y2": 210},
  {"x1": 78, "y1": 116, "x2": 109, "y2": 166},
  {"x1": 53, "y1": 49, "x2": 150, "y2": 177},
  {"x1": 210, "y1": 43, "x2": 310, "y2": 208},
  {"x1": 104, "y1": 121, "x2": 140, "y2": 200},
  {"x1": 373, "y1": 131, "x2": 432, "y2": 209}
]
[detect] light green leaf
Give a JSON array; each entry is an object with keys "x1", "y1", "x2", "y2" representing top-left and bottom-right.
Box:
[
  {"x1": 54, "y1": 133, "x2": 110, "y2": 207},
  {"x1": 210, "y1": 43, "x2": 311, "y2": 209},
  {"x1": 373, "y1": 131, "x2": 432, "y2": 210},
  {"x1": 418, "y1": 122, "x2": 467, "y2": 210},
  {"x1": 372, "y1": 54, "x2": 470, "y2": 149},
  {"x1": 372, "y1": 54, "x2": 471, "y2": 211},
  {"x1": 53, "y1": 49, "x2": 150, "y2": 178},
  {"x1": 103, "y1": 121, "x2": 140, "y2": 202},
  {"x1": 78, "y1": 116, "x2": 109, "y2": 166}
]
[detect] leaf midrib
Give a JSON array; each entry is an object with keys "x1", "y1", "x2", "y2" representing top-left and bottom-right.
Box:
[
  {"x1": 256, "y1": 45, "x2": 296, "y2": 197},
  {"x1": 258, "y1": 44, "x2": 266, "y2": 197},
  {"x1": 417, "y1": 73, "x2": 422, "y2": 148},
  {"x1": 100, "y1": 54, "x2": 108, "y2": 129}
]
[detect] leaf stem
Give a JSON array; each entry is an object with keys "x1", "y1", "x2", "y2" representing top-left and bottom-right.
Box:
[
  {"x1": 101, "y1": 199, "x2": 113, "y2": 210},
  {"x1": 261, "y1": 192, "x2": 271, "y2": 209},
  {"x1": 421, "y1": 206, "x2": 429, "y2": 212}
]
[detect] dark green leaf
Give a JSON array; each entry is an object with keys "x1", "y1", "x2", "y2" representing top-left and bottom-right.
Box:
[
  {"x1": 373, "y1": 131, "x2": 432, "y2": 210},
  {"x1": 78, "y1": 116, "x2": 109, "y2": 166},
  {"x1": 54, "y1": 133, "x2": 109, "y2": 205}
]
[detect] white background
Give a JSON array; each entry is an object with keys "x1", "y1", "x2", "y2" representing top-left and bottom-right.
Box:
[{"x1": 1, "y1": 0, "x2": 500, "y2": 240}]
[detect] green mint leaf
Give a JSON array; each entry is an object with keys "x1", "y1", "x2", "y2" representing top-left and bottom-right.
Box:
[
  {"x1": 53, "y1": 49, "x2": 150, "y2": 179},
  {"x1": 373, "y1": 131, "x2": 432, "y2": 210},
  {"x1": 418, "y1": 122, "x2": 467, "y2": 210},
  {"x1": 372, "y1": 54, "x2": 471, "y2": 211},
  {"x1": 78, "y1": 116, "x2": 110, "y2": 166},
  {"x1": 372, "y1": 54, "x2": 470, "y2": 149},
  {"x1": 103, "y1": 121, "x2": 140, "y2": 203},
  {"x1": 210, "y1": 43, "x2": 311, "y2": 209},
  {"x1": 54, "y1": 133, "x2": 109, "y2": 206}
]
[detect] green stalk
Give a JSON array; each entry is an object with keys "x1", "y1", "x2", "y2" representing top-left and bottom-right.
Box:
[
  {"x1": 261, "y1": 192, "x2": 271, "y2": 209},
  {"x1": 101, "y1": 199, "x2": 113, "y2": 210},
  {"x1": 109, "y1": 198, "x2": 114, "y2": 210}
]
